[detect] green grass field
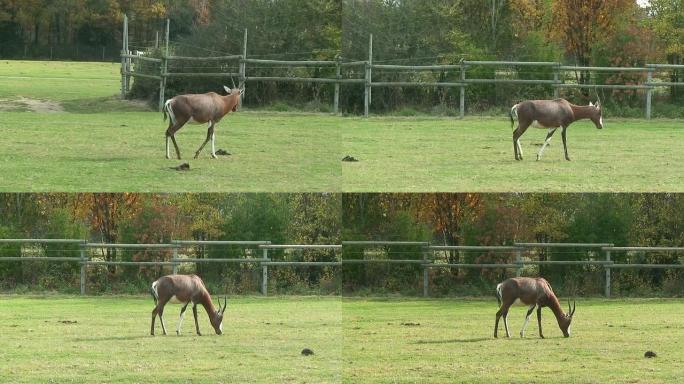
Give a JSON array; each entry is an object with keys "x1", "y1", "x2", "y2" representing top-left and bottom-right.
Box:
[
  {"x1": 0, "y1": 295, "x2": 341, "y2": 383},
  {"x1": 2, "y1": 60, "x2": 684, "y2": 192},
  {"x1": 342, "y1": 298, "x2": 684, "y2": 383},
  {"x1": 341, "y1": 116, "x2": 684, "y2": 192},
  {"x1": 3, "y1": 295, "x2": 681, "y2": 383}
]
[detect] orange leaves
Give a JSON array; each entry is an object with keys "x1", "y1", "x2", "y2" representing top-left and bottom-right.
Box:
[{"x1": 549, "y1": 0, "x2": 638, "y2": 64}]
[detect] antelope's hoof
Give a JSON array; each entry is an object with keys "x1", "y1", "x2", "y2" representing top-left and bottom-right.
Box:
[
  {"x1": 176, "y1": 331, "x2": 180, "y2": 335},
  {"x1": 211, "y1": 154, "x2": 217, "y2": 159},
  {"x1": 565, "y1": 157, "x2": 571, "y2": 161}
]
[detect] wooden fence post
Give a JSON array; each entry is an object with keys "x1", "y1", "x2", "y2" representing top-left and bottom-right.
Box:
[
  {"x1": 553, "y1": 63, "x2": 560, "y2": 98},
  {"x1": 334, "y1": 57, "x2": 341, "y2": 114},
  {"x1": 364, "y1": 61, "x2": 370, "y2": 117},
  {"x1": 158, "y1": 18, "x2": 170, "y2": 112},
  {"x1": 515, "y1": 248, "x2": 522, "y2": 277},
  {"x1": 240, "y1": 28, "x2": 247, "y2": 107},
  {"x1": 79, "y1": 242, "x2": 86, "y2": 295},
  {"x1": 368, "y1": 34, "x2": 373, "y2": 106},
  {"x1": 422, "y1": 246, "x2": 429, "y2": 297},
  {"x1": 605, "y1": 249, "x2": 611, "y2": 298},
  {"x1": 459, "y1": 61, "x2": 466, "y2": 118},
  {"x1": 261, "y1": 247, "x2": 268, "y2": 295},
  {"x1": 646, "y1": 67, "x2": 653, "y2": 119},
  {"x1": 172, "y1": 241, "x2": 178, "y2": 275},
  {"x1": 120, "y1": 14, "x2": 128, "y2": 99}
]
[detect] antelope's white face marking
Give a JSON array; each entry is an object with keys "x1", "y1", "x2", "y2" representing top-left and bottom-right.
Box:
[
  {"x1": 219, "y1": 322, "x2": 223, "y2": 333},
  {"x1": 599, "y1": 115, "x2": 604, "y2": 127}
]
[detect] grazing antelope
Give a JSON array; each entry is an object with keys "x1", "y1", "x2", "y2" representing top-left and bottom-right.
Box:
[
  {"x1": 150, "y1": 274, "x2": 227, "y2": 336},
  {"x1": 510, "y1": 98, "x2": 603, "y2": 161},
  {"x1": 163, "y1": 84, "x2": 243, "y2": 159},
  {"x1": 494, "y1": 277, "x2": 576, "y2": 338}
]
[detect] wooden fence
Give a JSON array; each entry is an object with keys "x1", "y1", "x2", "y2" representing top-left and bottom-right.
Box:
[
  {"x1": 121, "y1": 17, "x2": 684, "y2": 119},
  {"x1": 0, "y1": 239, "x2": 340, "y2": 295},
  {"x1": 342, "y1": 241, "x2": 684, "y2": 298},
  {"x1": 6, "y1": 238, "x2": 682, "y2": 297}
]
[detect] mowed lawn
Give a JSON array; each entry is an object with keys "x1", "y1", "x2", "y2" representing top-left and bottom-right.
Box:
[
  {"x1": 342, "y1": 298, "x2": 684, "y2": 383},
  {"x1": 0, "y1": 295, "x2": 342, "y2": 383},
  {"x1": 3, "y1": 60, "x2": 684, "y2": 192},
  {"x1": 341, "y1": 117, "x2": 684, "y2": 192},
  {"x1": 0, "y1": 111, "x2": 341, "y2": 191},
  {"x1": 0, "y1": 60, "x2": 340, "y2": 192}
]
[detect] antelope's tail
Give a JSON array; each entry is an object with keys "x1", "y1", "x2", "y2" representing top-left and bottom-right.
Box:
[
  {"x1": 495, "y1": 283, "x2": 503, "y2": 307},
  {"x1": 150, "y1": 280, "x2": 159, "y2": 305},
  {"x1": 509, "y1": 104, "x2": 518, "y2": 130},
  {"x1": 163, "y1": 99, "x2": 176, "y2": 126}
]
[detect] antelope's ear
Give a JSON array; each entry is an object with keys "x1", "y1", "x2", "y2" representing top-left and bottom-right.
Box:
[
  {"x1": 589, "y1": 101, "x2": 594, "y2": 107},
  {"x1": 596, "y1": 101, "x2": 601, "y2": 109},
  {"x1": 223, "y1": 85, "x2": 231, "y2": 94}
]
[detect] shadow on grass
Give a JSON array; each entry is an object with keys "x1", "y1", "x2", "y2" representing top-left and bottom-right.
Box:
[
  {"x1": 72, "y1": 335, "x2": 153, "y2": 342},
  {"x1": 414, "y1": 337, "x2": 490, "y2": 344}
]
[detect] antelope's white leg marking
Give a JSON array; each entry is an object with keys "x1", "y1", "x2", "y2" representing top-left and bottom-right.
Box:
[
  {"x1": 211, "y1": 132, "x2": 216, "y2": 157},
  {"x1": 516, "y1": 139, "x2": 523, "y2": 158},
  {"x1": 166, "y1": 136, "x2": 170, "y2": 159},
  {"x1": 537, "y1": 128, "x2": 557, "y2": 160},
  {"x1": 503, "y1": 314, "x2": 511, "y2": 337},
  {"x1": 177, "y1": 308, "x2": 186, "y2": 334},
  {"x1": 520, "y1": 304, "x2": 535, "y2": 337}
]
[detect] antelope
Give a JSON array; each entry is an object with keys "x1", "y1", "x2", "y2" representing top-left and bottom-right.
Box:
[
  {"x1": 150, "y1": 274, "x2": 227, "y2": 336},
  {"x1": 163, "y1": 83, "x2": 243, "y2": 159},
  {"x1": 494, "y1": 277, "x2": 576, "y2": 338},
  {"x1": 510, "y1": 98, "x2": 603, "y2": 161}
]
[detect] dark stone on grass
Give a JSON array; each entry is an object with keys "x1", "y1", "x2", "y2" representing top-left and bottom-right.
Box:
[
  {"x1": 644, "y1": 351, "x2": 657, "y2": 358},
  {"x1": 301, "y1": 348, "x2": 314, "y2": 356},
  {"x1": 170, "y1": 163, "x2": 190, "y2": 171},
  {"x1": 215, "y1": 149, "x2": 231, "y2": 156},
  {"x1": 59, "y1": 320, "x2": 77, "y2": 324},
  {"x1": 401, "y1": 322, "x2": 420, "y2": 327},
  {"x1": 342, "y1": 155, "x2": 359, "y2": 162}
]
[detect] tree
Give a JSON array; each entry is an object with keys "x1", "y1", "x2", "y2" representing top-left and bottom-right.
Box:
[{"x1": 549, "y1": 0, "x2": 637, "y2": 87}]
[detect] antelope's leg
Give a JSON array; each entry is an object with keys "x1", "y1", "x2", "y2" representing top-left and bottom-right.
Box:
[
  {"x1": 512, "y1": 129, "x2": 520, "y2": 160},
  {"x1": 166, "y1": 124, "x2": 182, "y2": 160},
  {"x1": 151, "y1": 307, "x2": 158, "y2": 336},
  {"x1": 495, "y1": 309, "x2": 503, "y2": 338},
  {"x1": 520, "y1": 304, "x2": 536, "y2": 338},
  {"x1": 537, "y1": 306, "x2": 544, "y2": 339},
  {"x1": 561, "y1": 126, "x2": 570, "y2": 161},
  {"x1": 193, "y1": 304, "x2": 202, "y2": 336},
  {"x1": 177, "y1": 303, "x2": 189, "y2": 335},
  {"x1": 210, "y1": 131, "x2": 217, "y2": 159},
  {"x1": 503, "y1": 310, "x2": 511, "y2": 338},
  {"x1": 158, "y1": 306, "x2": 168, "y2": 335},
  {"x1": 537, "y1": 128, "x2": 557, "y2": 161},
  {"x1": 194, "y1": 121, "x2": 214, "y2": 159}
]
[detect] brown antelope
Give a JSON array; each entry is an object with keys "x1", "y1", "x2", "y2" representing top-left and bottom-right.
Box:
[
  {"x1": 150, "y1": 274, "x2": 227, "y2": 336},
  {"x1": 510, "y1": 98, "x2": 603, "y2": 161},
  {"x1": 494, "y1": 277, "x2": 576, "y2": 338},
  {"x1": 163, "y1": 84, "x2": 243, "y2": 159}
]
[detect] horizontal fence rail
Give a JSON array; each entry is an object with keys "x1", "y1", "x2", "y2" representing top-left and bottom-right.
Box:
[{"x1": 120, "y1": 25, "x2": 684, "y2": 119}]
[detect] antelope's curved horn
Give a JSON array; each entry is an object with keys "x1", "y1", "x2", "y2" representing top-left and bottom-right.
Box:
[
  {"x1": 231, "y1": 76, "x2": 236, "y2": 89},
  {"x1": 572, "y1": 301, "x2": 576, "y2": 316},
  {"x1": 223, "y1": 297, "x2": 228, "y2": 313}
]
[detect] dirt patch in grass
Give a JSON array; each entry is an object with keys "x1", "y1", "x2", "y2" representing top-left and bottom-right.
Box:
[{"x1": 0, "y1": 97, "x2": 63, "y2": 112}]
